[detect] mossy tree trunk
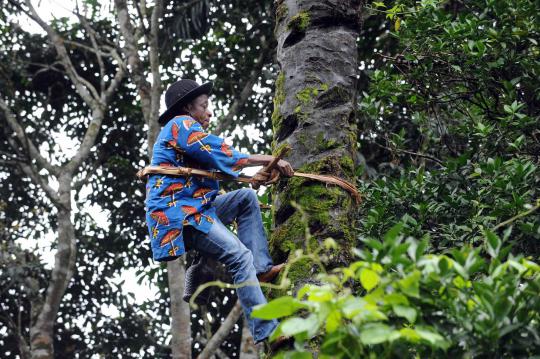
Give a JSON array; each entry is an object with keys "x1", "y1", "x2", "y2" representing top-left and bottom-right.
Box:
[{"x1": 270, "y1": 0, "x2": 362, "y2": 293}]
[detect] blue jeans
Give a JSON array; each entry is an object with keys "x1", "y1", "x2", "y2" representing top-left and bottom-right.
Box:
[{"x1": 184, "y1": 188, "x2": 278, "y2": 343}]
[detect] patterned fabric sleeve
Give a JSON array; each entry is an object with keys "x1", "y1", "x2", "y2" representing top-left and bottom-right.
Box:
[{"x1": 173, "y1": 117, "x2": 249, "y2": 177}]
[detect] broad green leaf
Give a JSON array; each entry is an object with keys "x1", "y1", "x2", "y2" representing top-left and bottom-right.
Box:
[
  {"x1": 399, "y1": 327, "x2": 421, "y2": 341},
  {"x1": 398, "y1": 270, "x2": 421, "y2": 298},
  {"x1": 383, "y1": 222, "x2": 404, "y2": 243},
  {"x1": 281, "y1": 314, "x2": 319, "y2": 337},
  {"x1": 308, "y1": 286, "x2": 334, "y2": 302},
  {"x1": 393, "y1": 304, "x2": 417, "y2": 323},
  {"x1": 325, "y1": 309, "x2": 342, "y2": 333},
  {"x1": 384, "y1": 293, "x2": 409, "y2": 306},
  {"x1": 360, "y1": 268, "x2": 380, "y2": 291},
  {"x1": 252, "y1": 296, "x2": 307, "y2": 319},
  {"x1": 359, "y1": 323, "x2": 397, "y2": 345},
  {"x1": 415, "y1": 327, "x2": 450, "y2": 349}
]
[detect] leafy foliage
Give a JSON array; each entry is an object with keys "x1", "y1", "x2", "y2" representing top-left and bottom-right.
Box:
[
  {"x1": 358, "y1": 0, "x2": 540, "y2": 252},
  {"x1": 254, "y1": 224, "x2": 540, "y2": 358}
]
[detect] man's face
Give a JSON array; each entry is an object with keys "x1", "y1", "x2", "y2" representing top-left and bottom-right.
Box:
[{"x1": 187, "y1": 94, "x2": 212, "y2": 130}]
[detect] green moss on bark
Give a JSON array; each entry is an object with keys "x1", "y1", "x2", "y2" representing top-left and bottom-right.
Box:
[
  {"x1": 316, "y1": 132, "x2": 340, "y2": 151},
  {"x1": 288, "y1": 11, "x2": 311, "y2": 32}
]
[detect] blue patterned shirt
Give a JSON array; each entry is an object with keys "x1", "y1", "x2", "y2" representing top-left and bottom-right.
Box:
[{"x1": 145, "y1": 115, "x2": 249, "y2": 262}]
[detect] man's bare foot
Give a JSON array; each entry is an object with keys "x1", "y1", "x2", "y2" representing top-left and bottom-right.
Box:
[{"x1": 257, "y1": 263, "x2": 285, "y2": 283}]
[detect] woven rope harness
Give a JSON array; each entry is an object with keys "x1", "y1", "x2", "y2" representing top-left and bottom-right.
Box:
[{"x1": 136, "y1": 164, "x2": 361, "y2": 205}]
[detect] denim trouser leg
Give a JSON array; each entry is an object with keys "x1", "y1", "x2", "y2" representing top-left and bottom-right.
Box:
[
  {"x1": 184, "y1": 198, "x2": 278, "y2": 342},
  {"x1": 212, "y1": 188, "x2": 274, "y2": 274}
]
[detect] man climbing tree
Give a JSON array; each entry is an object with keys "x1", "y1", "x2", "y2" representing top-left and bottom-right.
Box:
[{"x1": 142, "y1": 78, "x2": 294, "y2": 347}]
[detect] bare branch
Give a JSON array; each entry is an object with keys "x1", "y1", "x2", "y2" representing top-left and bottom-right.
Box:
[
  {"x1": 63, "y1": 40, "x2": 113, "y2": 58},
  {"x1": 214, "y1": 36, "x2": 271, "y2": 136},
  {"x1": 198, "y1": 300, "x2": 243, "y2": 359},
  {"x1": 114, "y1": 0, "x2": 152, "y2": 121},
  {"x1": 21, "y1": 0, "x2": 100, "y2": 109},
  {"x1": 195, "y1": 334, "x2": 232, "y2": 359},
  {"x1": 0, "y1": 309, "x2": 30, "y2": 359},
  {"x1": 147, "y1": 0, "x2": 163, "y2": 144},
  {"x1": 0, "y1": 97, "x2": 60, "y2": 176},
  {"x1": 102, "y1": 58, "x2": 127, "y2": 104},
  {"x1": 17, "y1": 161, "x2": 61, "y2": 206},
  {"x1": 76, "y1": 13, "x2": 106, "y2": 93},
  {"x1": 373, "y1": 141, "x2": 444, "y2": 166},
  {"x1": 64, "y1": 108, "x2": 105, "y2": 174},
  {"x1": 135, "y1": 0, "x2": 149, "y2": 36}
]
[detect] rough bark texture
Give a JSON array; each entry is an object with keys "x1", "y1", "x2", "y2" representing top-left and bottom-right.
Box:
[
  {"x1": 270, "y1": 0, "x2": 361, "y2": 295},
  {"x1": 168, "y1": 257, "x2": 192, "y2": 359}
]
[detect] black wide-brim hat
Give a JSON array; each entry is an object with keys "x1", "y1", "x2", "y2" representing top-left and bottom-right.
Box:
[{"x1": 158, "y1": 79, "x2": 213, "y2": 125}]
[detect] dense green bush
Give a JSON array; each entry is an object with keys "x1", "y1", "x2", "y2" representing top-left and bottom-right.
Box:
[
  {"x1": 358, "y1": 0, "x2": 540, "y2": 254},
  {"x1": 253, "y1": 224, "x2": 540, "y2": 358}
]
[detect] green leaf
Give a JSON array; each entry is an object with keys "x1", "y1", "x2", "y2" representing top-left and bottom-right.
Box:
[
  {"x1": 280, "y1": 314, "x2": 319, "y2": 337},
  {"x1": 393, "y1": 304, "x2": 417, "y2": 323},
  {"x1": 325, "y1": 309, "x2": 342, "y2": 333},
  {"x1": 415, "y1": 327, "x2": 450, "y2": 349},
  {"x1": 252, "y1": 296, "x2": 308, "y2": 319},
  {"x1": 399, "y1": 327, "x2": 421, "y2": 341},
  {"x1": 359, "y1": 323, "x2": 397, "y2": 345},
  {"x1": 398, "y1": 270, "x2": 421, "y2": 298},
  {"x1": 373, "y1": 1, "x2": 386, "y2": 8},
  {"x1": 484, "y1": 229, "x2": 501, "y2": 258},
  {"x1": 383, "y1": 222, "x2": 404, "y2": 243},
  {"x1": 307, "y1": 286, "x2": 334, "y2": 302},
  {"x1": 360, "y1": 268, "x2": 380, "y2": 291}
]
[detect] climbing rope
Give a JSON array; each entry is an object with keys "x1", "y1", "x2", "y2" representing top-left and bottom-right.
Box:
[{"x1": 136, "y1": 162, "x2": 361, "y2": 205}]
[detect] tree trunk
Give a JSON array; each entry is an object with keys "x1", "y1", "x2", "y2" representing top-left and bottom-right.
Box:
[
  {"x1": 270, "y1": 0, "x2": 361, "y2": 294},
  {"x1": 168, "y1": 257, "x2": 192, "y2": 359},
  {"x1": 30, "y1": 176, "x2": 76, "y2": 359}
]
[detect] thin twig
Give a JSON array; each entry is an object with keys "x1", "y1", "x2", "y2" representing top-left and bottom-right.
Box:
[
  {"x1": 373, "y1": 141, "x2": 444, "y2": 165},
  {"x1": 493, "y1": 201, "x2": 540, "y2": 231}
]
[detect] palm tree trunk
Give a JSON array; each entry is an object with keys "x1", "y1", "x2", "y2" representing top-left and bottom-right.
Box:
[{"x1": 270, "y1": 0, "x2": 362, "y2": 294}]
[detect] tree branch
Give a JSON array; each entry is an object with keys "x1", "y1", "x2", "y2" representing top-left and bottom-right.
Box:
[
  {"x1": 114, "y1": 0, "x2": 152, "y2": 123},
  {"x1": 0, "y1": 309, "x2": 30, "y2": 359},
  {"x1": 21, "y1": 0, "x2": 101, "y2": 108},
  {"x1": 195, "y1": 334, "x2": 231, "y2": 359},
  {"x1": 16, "y1": 160, "x2": 62, "y2": 206},
  {"x1": 147, "y1": 0, "x2": 163, "y2": 147},
  {"x1": 0, "y1": 98, "x2": 60, "y2": 176},
  {"x1": 373, "y1": 141, "x2": 444, "y2": 166},
  {"x1": 197, "y1": 300, "x2": 243, "y2": 359},
  {"x1": 75, "y1": 11, "x2": 106, "y2": 93}
]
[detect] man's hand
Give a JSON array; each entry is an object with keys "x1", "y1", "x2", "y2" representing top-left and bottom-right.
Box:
[{"x1": 276, "y1": 159, "x2": 294, "y2": 177}]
